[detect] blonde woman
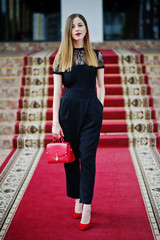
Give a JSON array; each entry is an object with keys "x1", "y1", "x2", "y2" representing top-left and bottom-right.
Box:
[{"x1": 52, "y1": 13, "x2": 105, "y2": 231}]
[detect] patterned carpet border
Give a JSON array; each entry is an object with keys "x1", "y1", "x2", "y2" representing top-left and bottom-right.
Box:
[
  {"x1": 0, "y1": 148, "x2": 43, "y2": 239},
  {"x1": 130, "y1": 146, "x2": 160, "y2": 240}
]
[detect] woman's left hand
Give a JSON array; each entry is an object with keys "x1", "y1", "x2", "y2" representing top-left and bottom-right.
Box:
[{"x1": 52, "y1": 124, "x2": 64, "y2": 139}]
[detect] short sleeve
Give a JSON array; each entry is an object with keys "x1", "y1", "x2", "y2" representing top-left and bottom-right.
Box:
[
  {"x1": 52, "y1": 64, "x2": 63, "y2": 75},
  {"x1": 97, "y1": 50, "x2": 105, "y2": 69}
]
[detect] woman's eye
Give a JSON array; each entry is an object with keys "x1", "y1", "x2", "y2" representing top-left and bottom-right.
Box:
[{"x1": 72, "y1": 24, "x2": 83, "y2": 28}]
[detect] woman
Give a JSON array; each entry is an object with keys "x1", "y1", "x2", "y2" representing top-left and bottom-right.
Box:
[{"x1": 52, "y1": 13, "x2": 105, "y2": 231}]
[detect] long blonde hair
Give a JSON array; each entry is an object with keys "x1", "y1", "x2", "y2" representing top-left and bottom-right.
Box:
[{"x1": 53, "y1": 13, "x2": 98, "y2": 72}]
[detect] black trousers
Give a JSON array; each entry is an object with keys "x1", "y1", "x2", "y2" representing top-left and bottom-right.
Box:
[{"x1": 59, "y1": 89, "x2": 103, "y2": 204}]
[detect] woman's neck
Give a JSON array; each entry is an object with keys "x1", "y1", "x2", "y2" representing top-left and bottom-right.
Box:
[{"x1": 73, "y1": 40, "x2": 84, "y2": 49}]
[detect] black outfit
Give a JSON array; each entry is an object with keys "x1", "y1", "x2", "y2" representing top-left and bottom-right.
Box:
[{"x1": 53, "y1": 48, "x2": 105, "y2": 204}]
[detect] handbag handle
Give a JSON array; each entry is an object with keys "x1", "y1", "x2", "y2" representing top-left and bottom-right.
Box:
[
  {"x1": 60, "y1": 134, "x2": 64, "y2": 142},
  {"x1": 53, "y1": 134, "x2": 64, "y2": 143}
]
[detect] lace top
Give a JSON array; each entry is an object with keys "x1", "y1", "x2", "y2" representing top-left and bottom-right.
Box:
[
  {"x1": 53, "y1": 48, "x2": 105, "y2": 73},
  {"x1": 73, "y1": 48, "x2": 104, "y2": 67},
  {"x1": 53, "y1": 48, "x2": 105, "y2": 90}
]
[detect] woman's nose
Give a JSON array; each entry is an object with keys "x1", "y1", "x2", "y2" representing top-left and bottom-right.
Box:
[{"x1": 75, "y1": 25, "x2": 79, "y2": 31}]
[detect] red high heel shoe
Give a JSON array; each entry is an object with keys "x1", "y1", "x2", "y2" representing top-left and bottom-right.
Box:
[
  {"x1": 73, "y1": 212, "x2": 82, "y2": 219},
  {"x1": 79, "y1": 222, "x2": 90, "y2": 231},
  {"x1": 79, "y1": 208, "x2": 91, "y2": 230}
]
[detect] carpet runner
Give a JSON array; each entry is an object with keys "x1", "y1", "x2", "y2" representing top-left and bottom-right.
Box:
[
  {"x1": 2, "y1": 148, "x2": 155, "y2": 240},
  {"x1": 0, "y1": 48, "x2": 160, "y2": 239}
]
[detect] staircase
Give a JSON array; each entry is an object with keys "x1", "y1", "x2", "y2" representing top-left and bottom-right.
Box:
[
  {"x1": 100, "y1": 48, "x2": 160, "y2": 147},
  {"x1": 0, "y1": 52, "x2": 27, "y2": 165},
  {"x1": 0, "y1": 48, "x2": 160, "y2": 160}
]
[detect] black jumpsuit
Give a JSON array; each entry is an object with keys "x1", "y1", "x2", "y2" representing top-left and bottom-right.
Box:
[{"x1": 53, "y1": 48, "x2": 105, "y2": 204}]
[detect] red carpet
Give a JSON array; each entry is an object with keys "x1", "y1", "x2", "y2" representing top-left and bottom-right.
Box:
[{"x1": 4, "y1": 148, "x2": 154, "y2": 240}]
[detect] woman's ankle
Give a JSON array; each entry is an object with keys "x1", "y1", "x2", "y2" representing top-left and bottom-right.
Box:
[
  {"x1": 83, "y1": 204, "x2": 91, "y2": 210},
  {"x1": 75, "y1": 198, "x2": 83, "y2": 213},
  {"x1": 80, "y1": 204, "x2": 91, "y2": 224}
]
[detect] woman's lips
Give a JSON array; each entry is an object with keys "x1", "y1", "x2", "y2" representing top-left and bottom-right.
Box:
[{"x1": 75, "y1": 33, "x2": 81, "y2": 36}]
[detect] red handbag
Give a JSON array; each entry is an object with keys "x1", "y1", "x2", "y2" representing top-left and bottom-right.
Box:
[{"x1": 46, "y1": 138, "x2": 75, "y2": 163}]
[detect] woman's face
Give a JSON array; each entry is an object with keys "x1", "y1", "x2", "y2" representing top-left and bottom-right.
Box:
[{"x1": 71, "y1": 17, "x2": 87, "y2": 42}]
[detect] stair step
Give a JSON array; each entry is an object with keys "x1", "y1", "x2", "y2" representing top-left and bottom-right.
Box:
[
  {"x1": 0, "y1": 57, "x2": 24, "y2": 67},
  {"x1": 17, "y1": 96, "x2": 154, "y2": 108},
  {"x1": 102, "y1": 120, "x2": 158, "y2": 133},
  {"x1": 148, "y1": 75, "x2": 160, "y2": 85},
  {"x1": 99, "y1": 134, "x2": 129, "y2": 147},
  {"x1": 11, "y1": 134, "x2": 128, "y2": 148},
  {"x1": 150, "y1": 85, "x2": 160, "y2": 96},
  {"x1": 14, "y1": 120, "x2": 158, "y2": 135},
  {"x1": 104, "y1": 74, "x2": 148, "y2": 85},
  {"x1": 143, "y1": 54, "x2": 160, "y2": 65},
  {"x1": 24, "y1": 50, "x2": 56, "y2": 66},
  {"x1": 0, "y1": 135, "x2": 14, "y2": 149},
  {"x1": 104, "y1": 64, "x2": 146, "y2": 74},
  {"x1": 0, "y1": 87, "x2": 21, "y2": 98},
  {"x1": 4, "y1": 132, "x2": 160, "y2": 149},
  {"x1": 21, "y1": 74, "x2": 149, "y2": 86},
  {"x1": 152, "y1": 97, "x2": 160, "y2": 108},
  {"x1": 100, "y1": 133, "x2": 160, "y2": 148},
  {"x1": 0, "y1": 99, "x2": 19, "y2": 110},
  {"x1": 0, "y1": 67, "x2": 23, "y2": 76},
  {"x1": 43, "y1": 134, "x2": 130, "y2": 148},
  {"x1": 0, "y1": 110, "x2": 17, "y2": 122},
  {"x1": 146, "y1": 65, "x2": 160, "y2": 75},
  {"x1": 103, "y1": 108, "x2": 156, "y2": 120},
  {"x1": 100, "y1": 49, "x2": 144, "y2": 65},
  {"x1": 19, "y1": 85, "x2": 151, "y2": 97},
  {"x1": 21, "y1": 76, "x2": 54, "y2": 86},
  {"x1": 22, "y1": 64, "x2": 146, "y2": 76},
  {"x1": 16, "y1": 107, "x2": 156, "y2": 122},
  {"x1": 0, "y1": 76, "x2": 21, "y2": 88},
  {"x1": 104, "y1": 96, "x2": 153, "y2": 108},
  {"x1": 16, "y1": 107, "x2": 156, "y2": 121},
  {"x1": 0, "y1": 123, "x2": 15, "y2": 135},
  {"x1": 100, "y1": 49, "x2": 119, "y2": 64}
]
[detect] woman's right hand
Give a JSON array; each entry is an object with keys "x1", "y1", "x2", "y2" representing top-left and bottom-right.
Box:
[{"x1": 52, "y1": 123, "x2": 64, "y2": 139}]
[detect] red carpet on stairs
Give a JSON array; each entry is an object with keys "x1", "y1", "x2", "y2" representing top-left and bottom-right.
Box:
[
  {"x1": 10, "y1": 48, "x2": 160, "y2": 149},
  {"x1": 4, "y1": 148, "x2": 154, "y2": 240}
]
